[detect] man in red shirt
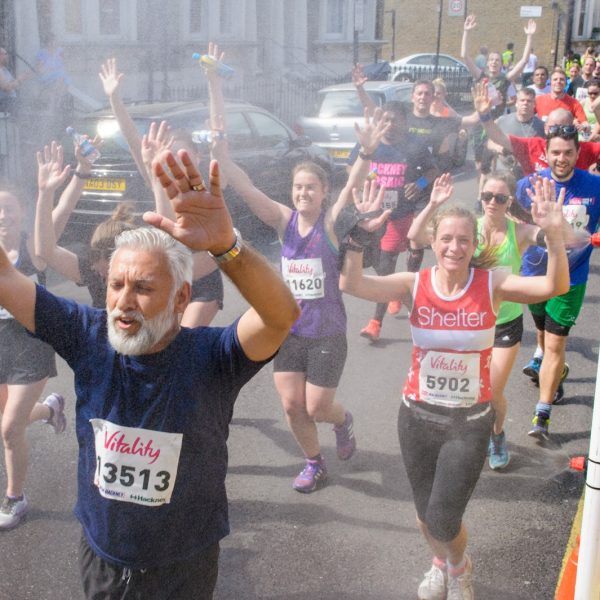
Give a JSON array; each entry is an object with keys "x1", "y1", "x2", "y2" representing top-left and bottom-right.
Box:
[
  {"x1": 535, "y1": 68, "x2": 587, "y2": 124},
  {"x1": 474, "y1": 80, "x2": 600, "y2": 175}
]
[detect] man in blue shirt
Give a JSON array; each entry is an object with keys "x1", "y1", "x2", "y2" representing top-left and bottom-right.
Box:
[
  {"x1": 0, "y1": 152, "x2": 299, "y2": 599},
  {"x1": 517, "y1": 128, "x2": 600, "y2": 440}
]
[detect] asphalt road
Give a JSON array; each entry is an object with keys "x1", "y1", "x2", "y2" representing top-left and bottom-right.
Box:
[{"x1": 0, "y1": 163, "x2": 598, "y2": 599}]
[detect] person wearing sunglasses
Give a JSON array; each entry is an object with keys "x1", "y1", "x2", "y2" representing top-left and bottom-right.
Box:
[
  {"x1": 473, "y1": 81, "x2": 600, "y2": 175},
  {"x1": 515, "y1": 126, "x2": 600, "y2": 439},
  {"x1": 408, "y1": 171, "x2": 547, "y2": 472}
]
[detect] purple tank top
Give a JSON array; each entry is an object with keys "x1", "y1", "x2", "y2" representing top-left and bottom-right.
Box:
[{"x1": 281, "y1": 210, "x2": 346, "y2": 337}]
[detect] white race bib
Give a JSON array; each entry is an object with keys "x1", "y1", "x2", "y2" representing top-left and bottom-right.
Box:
[
  {"x1": 418, "y1": 351, "x2": 480, "y2": 407},
  {"x1": 563, "y1": 204, "x2": 590, "y2": 233},
  {"x1": 382, "y1": 189, "x2": 399, "y2": 211},
  {"x1": 282, "y1": 257, "x2": 325, "y2": 300},
  {"x1": 91, "y1": 419, "x2": 183, "y2": 507}
]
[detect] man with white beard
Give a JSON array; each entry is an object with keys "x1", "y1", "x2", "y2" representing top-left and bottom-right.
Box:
[{"x1": 0, "y1": 150, "x2": 299, "y2": 600}]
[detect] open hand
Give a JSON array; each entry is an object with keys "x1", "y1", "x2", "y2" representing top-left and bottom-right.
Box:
[
  {"x1": 352, "y1": 179, "x2": 391, "y2": 233},
  {"x1": 464, "y1": 14, "x2": 477, "y2": 31},
  {"x1": 354, "y1": 107, "x2": 389, "y2": 156},
  {"x1": 472, "y1": 80, "x2": 492, "y2": 114},
  {"x1": 141, "y1": 120, "x2": 174, "y2": 168},
  {"x1": 352, "y1": 63, "x2": 368, "y2": 89},
  {"x1": 146, "y1": 151, "x2": 235, "y2": 253},
  {"x1": 528, "y1": 177, "x2": 566, "y2": 234},
  {"x1": 524, "y1": 19, "x2": 536, "y2": 36},
  {"x1": 37, "y1": 141, "x2": 70, "y2": 193},
  {"x1": 429, "y1": 173, "x2": 453, "y2": 208},
  {"x1": 99, "y1": 58, "x2": 123, "y2": 98}
]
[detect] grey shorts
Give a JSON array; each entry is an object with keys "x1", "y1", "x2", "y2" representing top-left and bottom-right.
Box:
[
  {"x1": 0, "y1": 319, "x2": 56, "y2": 385},
  {"x1": 273, "y1": 333, "x2": 348, "y2": 388}
]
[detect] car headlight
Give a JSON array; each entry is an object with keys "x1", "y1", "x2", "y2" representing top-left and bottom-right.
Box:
[{"x1": 96, "y1": 119, "x2": 121, "y2": 139}]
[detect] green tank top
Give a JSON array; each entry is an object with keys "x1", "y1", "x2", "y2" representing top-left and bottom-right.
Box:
[{"x1": 476, "y1": 217, "x2": 523, "y2": 325}]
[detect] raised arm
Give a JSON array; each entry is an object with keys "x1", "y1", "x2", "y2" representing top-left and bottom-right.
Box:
[
  {"x1": 141, "y1": 120, "x2": 176, "y2": 219},
  {"x1": 35, "y1": 142, "x2": 84, "y2": 283},
  {"x1": 506, "y1": 20, "x2": 536, "y2": 82},
  {"x1": 460, "y1": 15, "x2": 483, "y2": 79},
  {"x1": 495, "y1": 178, "x2": 569, "y2": 304},
  {"x1": 52, "y1": 141, "x2": 97, "y2": 240},
  {"x1": 407, "y1": 173, "x2": 453, "y2": 246},
  {"x1": 328, "y1": 107, "x2": 389, "y2": 228},
  {"x1": 148, "y1": 151, "x2": 299, "y2": 360},
  {"x1": 339, "y1": 180, "x2": 414, "y2": 302},
  {"x1": 472, "y1": 81, "x2": 513, "y2": 151},
  {"x1": 99, "y1": 58, "x2": 150, "y2": 188},
  {"x1": 205, "y1": 45, "x2": 291, "y2": 234},
  {"x1": 352, "y1": 63, "x2": 377, "y2": 116}
]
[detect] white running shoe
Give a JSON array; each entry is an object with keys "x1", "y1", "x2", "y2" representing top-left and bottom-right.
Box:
[
  {"x1": 43, "y1": 393, "x2": 66, "y2": 434},
  {"x1": 447, "y1": 555, "x2": 474, "y2": 600},
  {"x1": 417, "y1": 562, "x2": 447, "y2": 600},
  {"x1": 0, "y1": 495, "x2": 28, "y2": 529}
]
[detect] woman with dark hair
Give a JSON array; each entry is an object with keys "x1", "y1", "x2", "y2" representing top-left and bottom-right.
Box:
[{"x1": 206, "y1": 43, "x2": 389, "y2": 491}]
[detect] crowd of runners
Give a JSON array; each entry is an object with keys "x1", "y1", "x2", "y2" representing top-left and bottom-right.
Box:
[{"x1": 0, "y1": 14, "x2": 599, "y2": 600}]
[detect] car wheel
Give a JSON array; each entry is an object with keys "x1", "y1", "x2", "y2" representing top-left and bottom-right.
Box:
[{"x1": 393, "y1": 73, "x2": 413, "y2": 83}]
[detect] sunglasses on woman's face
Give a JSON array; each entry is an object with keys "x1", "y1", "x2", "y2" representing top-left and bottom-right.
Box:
[{"x1": 480, "y1": 191, "x2": 510, "y2": 205}]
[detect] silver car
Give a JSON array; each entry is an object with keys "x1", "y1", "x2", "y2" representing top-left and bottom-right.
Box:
[{"x1": 294, "y1": 81, "x2": 412, "y2": 170}]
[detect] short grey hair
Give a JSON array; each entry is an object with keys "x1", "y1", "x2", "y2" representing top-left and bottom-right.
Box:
[{"x1": 112, "y1": 227, "x2": 193, "y2": 291}]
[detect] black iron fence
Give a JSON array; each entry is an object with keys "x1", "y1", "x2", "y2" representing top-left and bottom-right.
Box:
[{"x1": 166, "y1": 73, "x2": 348, "y2": 127}]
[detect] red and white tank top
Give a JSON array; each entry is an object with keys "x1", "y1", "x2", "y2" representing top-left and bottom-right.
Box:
[{"x1": 403, "y1": 267, "x2": 497, "y2": 408}]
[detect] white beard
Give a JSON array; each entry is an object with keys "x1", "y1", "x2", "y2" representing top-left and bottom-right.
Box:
[{"x1": 107, "y1": 294, "x2": 178, "y2": 356}]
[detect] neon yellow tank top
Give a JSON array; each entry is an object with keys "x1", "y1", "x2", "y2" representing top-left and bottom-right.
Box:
[{"x1": 476, "y1": 217, "x2": 523, "y2": 325}]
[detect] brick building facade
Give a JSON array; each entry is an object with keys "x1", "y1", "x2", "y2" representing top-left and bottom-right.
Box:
[{"x1": 380, "y1": 1, "x2": 571, "y2": 70}]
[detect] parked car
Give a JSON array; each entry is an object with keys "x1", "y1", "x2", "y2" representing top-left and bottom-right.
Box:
[
  {"x1": 64, "y1": 99, "x2": 334, "y2": 245},
  {"x1": 293, "y1": 81, "x2": 412, "y2": 171},
  {"x1": 390, "y1": 53, "x2": 472, "y2": 97}
]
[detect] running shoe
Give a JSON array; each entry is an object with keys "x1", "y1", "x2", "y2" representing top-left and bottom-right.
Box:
[
  {"x1": 447, "y1": 555, "x2": 474, "y2": 600},
  {"x1": 553, "y1": 363, "x2": 570, "y2": 405},
  {"x1": 387, "y1": 300, "x2": 402, "y2": 315},
  {"x1": 522, "y1": 356, "x2": 542, "y2": 382},
  {"x1": 333, "y1": 411, "x2": 356, "y2": 461},
  {"x1": 43, "y1": 393, "x2": 66, "y2": 434},
  {"x1": 417, "y1": 562, "x2": 447, "y2": 600},
  {"x1": 528, "y1": 413, "x2": 550, "y2": 440},
  {"x1": 360, "y1": 319, "x2": 381, "y2": 342},
  {"x1": 488, "y1": 431, "x2": 510, "y2": 470},
  {"x1": 0, "y1": 495, "x2": 28, "y2": 530},
  {"x1": 293, "y1": 459, "x2": 327, "y2": 493}
]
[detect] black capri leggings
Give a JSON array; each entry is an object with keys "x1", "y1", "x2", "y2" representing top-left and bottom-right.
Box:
[{"x1": 398, "y1": 400, "x2": 495, "y2": 542}]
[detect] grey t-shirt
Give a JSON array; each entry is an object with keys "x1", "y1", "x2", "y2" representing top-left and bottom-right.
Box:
[{"x1": 494, "y1": 113, "x2": 545, "y2": 174}]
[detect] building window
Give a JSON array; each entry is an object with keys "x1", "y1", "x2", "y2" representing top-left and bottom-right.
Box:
[
  {"x1": 181, "y1": 0, "x2": 240, "y2": 40},
  {"x1": 218, "y1": 0, "x2": 237, "y2": 36},
  {"x1": 99, "y1": 0, "x2": 121, "y2": 35},
  {"x1": 64, "y1": 0, "x2": 83, "y2": 35},
  {"x1": 319, "y1": 0, "x2": 374, "y2": 42},
  {"x1": 189, "y1": 0, "x2": 204, "y2": 34},
  {"x1": 325, "y1": 0, "x2": 345, "y2": 35},
  {"x1": 56, "y1": 0, "x2": 134, "y2": 41}
]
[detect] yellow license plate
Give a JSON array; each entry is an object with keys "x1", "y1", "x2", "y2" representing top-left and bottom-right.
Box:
[
  {"x1": 84, "y1": 178, "x2": 126, "y2": 192},
  {"x1": 330, "y1": 149, "x2": 350, "y2": 159}
]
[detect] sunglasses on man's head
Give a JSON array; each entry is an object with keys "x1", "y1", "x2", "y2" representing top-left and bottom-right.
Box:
[
  {"x1": 480, "y1": 191, "x2": 510, "y2": 205},
  {"x1": 546, "y1": 125, "x2": 578, "y2": 138}
]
